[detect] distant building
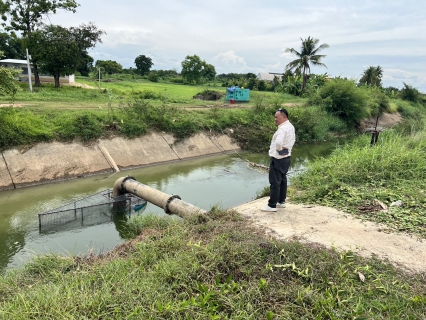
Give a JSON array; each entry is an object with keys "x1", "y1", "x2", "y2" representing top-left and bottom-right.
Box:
[
  {"x1": 0, "y1": 59, "x2": 75, "y2": 84},
  {"x1": 257, "y1": 72, "x2": 283, "y2": 82}
]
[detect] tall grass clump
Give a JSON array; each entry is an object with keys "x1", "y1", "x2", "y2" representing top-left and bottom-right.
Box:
[
  {"x1": 290, "y1": 129, "x2": 426, "y2": 237},
  {"x1": 0, "y1": 107, "x2": 55, "y2": 148},
  {"x1": 0, "y1": 209, "x2": 425, "y2": 318},
  {"x1": 393, "y1": 99, "x2": 426, "y2": 135},
  {"x1": 53, "y1": 110, "x2": 105, "y2": 142}
]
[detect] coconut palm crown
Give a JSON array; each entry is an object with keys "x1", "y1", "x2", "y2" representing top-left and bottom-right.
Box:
[{"x1": 285, "y1": 36, "x2": 329, "y2": 92}]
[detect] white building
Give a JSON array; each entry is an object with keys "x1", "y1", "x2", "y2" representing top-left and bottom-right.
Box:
[
  {"x1": 0, "y1": 59, "x2": 75, "y2": 84},
  {"x1": 257, "y1": 72, "x2": 283, "y2": 82}
]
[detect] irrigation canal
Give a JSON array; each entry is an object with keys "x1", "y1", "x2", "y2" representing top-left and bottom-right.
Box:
[{"x1": 0, "y1": 142, "x2": 337, "y2": 272}]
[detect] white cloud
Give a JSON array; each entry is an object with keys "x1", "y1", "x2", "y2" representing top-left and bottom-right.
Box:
[
  {"x1": 46, "y1": 0, "x2": 426, "y2": 91},
  {"x1": 213, "y1": 51, "x2": 248, "y2": 72},
  {"x1": 383, "y1": 68, "x2": 426, "y2": 90}
]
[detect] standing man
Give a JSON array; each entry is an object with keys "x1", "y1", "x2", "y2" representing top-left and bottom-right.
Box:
[{"x1": 261, "y1": 108, "x2": 296, "y2": 212}]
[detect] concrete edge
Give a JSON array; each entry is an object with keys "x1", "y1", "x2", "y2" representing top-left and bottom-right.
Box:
[{"x1": 0, "y1": 132, "x2": 240, "y2": 190}]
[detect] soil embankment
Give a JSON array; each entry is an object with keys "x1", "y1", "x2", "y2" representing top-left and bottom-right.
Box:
[{"x1": 0, "y1": 132, "x2": 239, "y2": 190}]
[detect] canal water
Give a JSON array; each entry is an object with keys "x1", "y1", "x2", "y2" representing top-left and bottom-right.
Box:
[{"x1": 0, "y1": 143, "x2": 336, "y2": 273}]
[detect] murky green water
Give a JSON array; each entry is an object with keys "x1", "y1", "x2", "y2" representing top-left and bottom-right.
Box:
[{"x1": 0, "y1": 142, "x2": 339, "y2": 272}]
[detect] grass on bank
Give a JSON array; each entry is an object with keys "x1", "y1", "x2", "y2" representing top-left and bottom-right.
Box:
[
  {"x1": 289, "y1": 127, "x2": 426, "y2": 238},
  {"x1": 0, "y1": 210, "x2": 425, "y2": 319},
  {"x1": 0, "y1": 100, "x2": 348, "y2": 151}
]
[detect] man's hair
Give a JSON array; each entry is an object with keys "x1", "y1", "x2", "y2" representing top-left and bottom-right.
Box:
[{"x1": 277, "y1": 108, "x2": 289, "y2": 118}]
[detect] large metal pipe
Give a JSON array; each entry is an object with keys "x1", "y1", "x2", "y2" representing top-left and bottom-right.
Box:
[{"x1": 112, "y1": 176, "x2": 206, "y2": 219}]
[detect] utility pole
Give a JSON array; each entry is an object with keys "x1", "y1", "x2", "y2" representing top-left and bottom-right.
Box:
[
  {"x1": 26, "y1": 48, "x2": 32, "y2": 92},
  {"x1": 98, "y1": 66, "x2": 102, "y2": 91}
]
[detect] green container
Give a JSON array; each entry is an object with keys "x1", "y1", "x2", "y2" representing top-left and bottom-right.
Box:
[{"x1": 226, "y1": 88, "x2": 250, "y2": 102}]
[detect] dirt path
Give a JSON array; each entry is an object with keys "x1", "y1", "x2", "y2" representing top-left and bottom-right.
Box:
[{"x1": 234, "y1": 197, "x2": 426, "y2": 274}]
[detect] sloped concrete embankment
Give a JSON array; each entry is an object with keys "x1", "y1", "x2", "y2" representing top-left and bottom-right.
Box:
[{"x1": 0, "y1": 132, "x2": 240, "y2": 191}]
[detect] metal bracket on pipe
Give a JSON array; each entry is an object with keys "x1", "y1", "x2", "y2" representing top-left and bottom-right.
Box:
[
  {"x1": 120, "y1": 176, "x2": 135, "y2": 193},
  {"x1": 164, "y1": 195, "x2": 181, "y2": 214}
]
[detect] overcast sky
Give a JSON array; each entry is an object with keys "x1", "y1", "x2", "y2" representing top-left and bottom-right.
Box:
[{"x1": 48, "y1": 0, "x2": 426, "y2": 91}]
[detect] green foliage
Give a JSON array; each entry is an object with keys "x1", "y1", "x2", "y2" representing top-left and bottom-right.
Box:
[
  {"x1": 0, "y1": 209, "x2": 425, "y2": 318},
  {"x1": 393, "y1": 99, "x2": 426, "y2": 134},
  {"x1": 201, "y1": 62, "x2": 216, "y2": 81},
  {"x1": 0, "y1": 107, "x2": 54, "y2": 148},
  {"x1": 285, "y1": 36, "x2": 329, "y2": 92},
  {"x1": 308, "y1": 78, "x2": 370, "y2": 127},
  {"x1": 279, "y1": 74, "x2": 303, "y2": 96},
  {"x1": 181, "y1": 54, "x2": 204, "y2": 84},
  {"x1": 134, "y1": 54, "x2": 153, "y2": 76},
  {"x1": 181, "y1": 55, "x2": 216, "y2": 84},
  {"x1": 399, "y1": 82, "x2": 421, "y2": 102},
  {"x1": 291, "y1": 129, "x2": 426, "y2": 237},
  {"x1": 366, "y1": 87, "x2": 391, "y2": 116},
  {"x1": 290, "y1": 106, "x2": 348, "y2": 142},
  {"x1": 0, "y1": 65, "x2": 21, "y2": 99},
  {"x1": 55, "y1": 111, "x2": 104, "y2": 142},
  {"x1": 30, "y1": 23, "x2": 104, "y2": 87},
  {"x1": 0, "y1": 0, "x2": 79, "y2": 35},
  {"x1": 358, "y1": 65, "x2": 383, "y2": 87},
  {"x1": 0, "y1": 31, "x2": 24, "y2": 59},
  {"x1": 95, "y1": 59, "x2": 123, "y2": 75},
  {"x1": 147, "y1": 71, "x2": 159, "y2": 82},
  {"x1": 124, "y1": 214, "x2": 177, "y2": 238}
]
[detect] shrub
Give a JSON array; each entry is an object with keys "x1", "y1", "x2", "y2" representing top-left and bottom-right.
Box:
[
  {"x1": 366, "y1": 87, "x2": 391, "y2": 116},
  {"x1": 148, "y1": 72, "x2": 159, "y2": 82},
  {"x1": 308, "y1": 78, "x2": 369, "y2": 128},
  {"x1": 399, "y1": 82, "x2": 421, "y2": 102}
]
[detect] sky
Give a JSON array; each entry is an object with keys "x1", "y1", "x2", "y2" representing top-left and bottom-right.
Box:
[{"x1": 47, "y1": 0, "x2": 426, "y2": 91}]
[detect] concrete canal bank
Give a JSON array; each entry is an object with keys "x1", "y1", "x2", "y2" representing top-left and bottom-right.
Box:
[{"x1": 0, "y1": 131, "x2": 240, "y2": 191}]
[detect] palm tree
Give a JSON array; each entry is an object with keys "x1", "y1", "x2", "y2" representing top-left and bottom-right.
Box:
[
  {"x1": 285, "y1": 37, "x2": 329, "y2": 92},
  {"x1": 358, "y1": 66, "x2": 383, "y2": 87}
]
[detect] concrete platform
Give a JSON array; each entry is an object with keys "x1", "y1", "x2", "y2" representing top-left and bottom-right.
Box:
[{"x1": 235, "y1": 197, "x2": 426, "y2": 274}]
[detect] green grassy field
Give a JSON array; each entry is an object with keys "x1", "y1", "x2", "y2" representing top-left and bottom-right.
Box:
[{"x1": 0, "y1": 79, "x2": 304, "y2": 109}]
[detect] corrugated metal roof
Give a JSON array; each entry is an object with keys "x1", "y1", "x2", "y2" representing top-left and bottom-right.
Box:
[
  {"x1": 257, "y1": 73, "x2": 282, "y2": 81},
  {"x1": 0, "y1": 59, "x2": 29, "y2": 64}
]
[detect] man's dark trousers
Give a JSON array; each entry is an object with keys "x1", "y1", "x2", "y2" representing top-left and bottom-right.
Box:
[{"x1": 268, "y1": 157, "x2": 291, "y2": 208}]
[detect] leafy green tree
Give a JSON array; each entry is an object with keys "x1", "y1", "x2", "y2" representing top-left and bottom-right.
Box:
[
  {"x1": 134, "y1": 54, "x2": 153, "y2": 76},
  {"x1": 0, "y1": 31, "x2": 24, "y2": 58},
  {"x1": 0, "y1": 0, "x2": 79, "y2": 86},
  {"x1": 285, "y1": 36, "x2": 329, "y2": 92},
  {"x1": 76, "y1": 52, "x2": 94, "y2": 77},
  {"x1": 30, "y1": 23, "x2": 104, "y2": 87},
  {"x1": 181, "y1": 54, "x2": 204, "y2": 84},
  {"x1": 95, "y1": 60, "x2": 122, "y2": 75},
  {"x1": 358, "y1": 66, "x2": 383, "y2": 87},
  {"x1": 201, "y1": 62, "x2": 216, "y2": 81}
]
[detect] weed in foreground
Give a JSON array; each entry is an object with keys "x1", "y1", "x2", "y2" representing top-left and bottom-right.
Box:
[{"x1": 0, "y1": 209, "x2": 425, "y2": 319}]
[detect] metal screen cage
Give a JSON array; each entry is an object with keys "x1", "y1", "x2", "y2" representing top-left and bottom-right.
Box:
[{"x1": 38, "y1": 189, "x2": 147, "y2": 233}]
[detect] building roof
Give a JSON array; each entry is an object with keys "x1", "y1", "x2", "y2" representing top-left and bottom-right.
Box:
[
  {"x1": 0, "y1": 59, "x2": 29, "y2": 64},
  {"x1": 257, "y1": 73, "x2": 282, "y2": 81}
]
